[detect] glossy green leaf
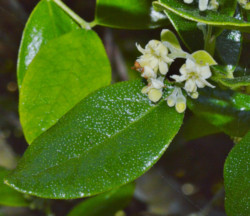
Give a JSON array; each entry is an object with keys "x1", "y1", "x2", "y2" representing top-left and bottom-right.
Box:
[
  {"x1": 164, "y1": 11, "x2": 204, "y2": 51},
  {"x1": 187, "y1": 87, "x2": 250, "y2": 137},
  {"x1": 17, "y1": 0, "x2": 79, "y2": 89},
  {"x1": 67, "y1": 183, "x2": 135, "y2": 216},
  {"x1": 215, "y1": 29, "x2": 242, "y2": 72},
  {"x1": 6, "y1": 80, "x2": 183, "y2": 199},
  {"x1": 214, "y1": 75, "x2": 250, "y2": 89},
  {"x1": 0, "y1": 167, "x2": 28, "y2": 207},
  {"x1": 95, "y1": 0, "x2": 169, "y2": 29},
  {"x1": 20, "y1": 29, "x2": 111, "y2": 144},
  {"x1": 234, "y1": 35, "x2": 250, "y2": 77},
  {"x1": 153, "y1": 0, "x2": 250, "y2": 32},
  {"x1": 224, "y1": 132, "x2": 250, "y2": 216}
]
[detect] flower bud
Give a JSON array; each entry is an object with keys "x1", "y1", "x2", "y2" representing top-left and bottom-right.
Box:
[
  {"x1": 148, "y1": 89, "x2": 163, "y2": 103},
  {"x1": 175, "y1": 95, "x2": 187, "y2": 113},
  {"x1": 190, "y1": 91, "x2": 199, "y2": 99}
]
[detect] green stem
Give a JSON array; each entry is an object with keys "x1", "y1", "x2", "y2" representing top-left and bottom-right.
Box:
[
  {"x1": 204, "y1": 25, "x2": 216, "y2": 56},
  {"x1": 89, "y1": 20, "x2": 97, "y2": 28},
  {"x1": 53, "y1": 0, "x2": 90, "y2": 29}
]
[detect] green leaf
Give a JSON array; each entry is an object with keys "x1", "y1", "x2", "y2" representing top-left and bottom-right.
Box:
[
  {"x1": 161, "y1": 29, "x2": 181, "y2": 50},
  {"x1": 181, "y1": 115, "x2": 221, "y2": 141},
  {"x1": 214, "y1": 75, "x2": 250, "y2": 89},
  {"x1": 20, "y1": 29, "x2": 111, "y2": 144},
  {"x1": 6, "y1": 80, "x2": 184, "y2": 199},
  {"x1": 224, "y1": 132, "x2": 250, "y2": 216},
  {"x1": 187, "y1": 87, "x2": 250, "y2": 137},
  {"x1": 67, "y1": 183, "x2": 135, "y2": 216},
  {"x1": 0, "y1": 167, "x2": 28, "y2": 207},
  {"x1": 164, "y1": 11, "x2": 204, "y2": 51},
  {"x1": 192, "y1": 50, "x2": 217, "y2": 66},
  {"x1": 17, "y1": 0, "x2": 79, "y2": 89},
  {"x1": 215, "y1": 29, "x2": 242, "y2": 72},
  {"x1": 95, "y1": 0, "x2": 169, "y2": 29},
  {"x1": 153, "y1": 0, "x2": 250, "y2": 32}
]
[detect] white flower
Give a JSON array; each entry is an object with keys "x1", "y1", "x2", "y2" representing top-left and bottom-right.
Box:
[
  {"x1": 184, "y1": 0, "x2": 193, "y2": 3},
  {"x1": 171, "y1": 58, "x2": 215, "y2": 94},
  {"x1": 208, "y1": 0, "x2": 219, "y2": 10},
  {"x1": 141, "y1": 76, "x2": 165, "y2": 102},
  {"x1": 183, "y1": 0, "x2": 219, "y2": 11},
  {"x1": 199, "y1": 0, "x2": 209, "y2": 11},
  {"x1": 136, "y1": 40, "x2": 174, "y2": 75},
  {"x1": 141, "y1": 66, "x2": 157, "y2": 79},
  {"x1": 166, "y1": 87, "x2": 186, "y2": 113}
]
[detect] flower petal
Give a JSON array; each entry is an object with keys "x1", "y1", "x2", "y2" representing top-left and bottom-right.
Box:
[
  {"x1": 199, "y1": 65, "x2": 212, "y2": 79},
  {"x1": 185, "y1": 79, "x2": 197, "y2": 92},
  {"x1": 184, "y1": 0, "x2": 194, "y2": 3},
  {"x1": 150, "y1": 78, "x2": 164, "y2": 89},
  {"x1": 142, "y1": 66, "x2": 157, "y2": 79},
  {"x1": 171, "y1": 74, "x2": 187, "y2": 82},
  {"x1": 159, "y1": 60, "x2": 169, "y2": 75},
  {"x1": 201, "y1": 79, "x2": 215, "y2": 88},
  {"x1": 199, "y1": 0, "x2": 209, "y2": 11},
  {"x1": 148, "y1": 89, "x2": 162, "y2": 102},
  {"x1": 179, "y1": 64, "x2": 188, "y2": 75},
  {"x1": 195, "y1": 79, "x2": 206, "y2": 88},
  {"x1": 136, "y1": 43, "x2": 145, "y2": 54}
]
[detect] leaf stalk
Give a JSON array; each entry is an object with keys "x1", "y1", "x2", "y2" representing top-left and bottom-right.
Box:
[{"x1": 53, "y1": 0, "x2": 91, "y2": 29}]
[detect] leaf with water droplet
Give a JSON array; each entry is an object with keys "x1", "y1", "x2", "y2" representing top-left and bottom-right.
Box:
[
  {"x1": 224, "y1": 132, "x2": 250, "y2": 216},
  {"x1": 67, "y1": 183, "x2": 134, "y2": 216},
  {"x1": 6, "y1": 80, "x2": 183, "y2": 199},
  {"x1": 187, "y1": 86, "x2": 250, "y2": 137},
  {"x1": 0, "y1": 167, "x2": 28, "y2": 207},
  {"x1": 19, "y1": 29, "x2": 111, "y2": 144},
  {"x1": 153, "y1": 0, "x2": 250, "y2": 32}
]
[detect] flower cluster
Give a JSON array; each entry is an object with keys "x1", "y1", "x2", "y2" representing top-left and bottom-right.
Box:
[
  {"x1": 184, "y1": 0, "x2": 219, "y2": 11},
  {"x1": 171, "y1": 58, "x2": 215, "y2": 99},
  {"x1": 133, "y1": 29, "x2": 217, "y2": 113},
  {"x1": 134, "y1": 39, "x2": 174, "y2": 103}
]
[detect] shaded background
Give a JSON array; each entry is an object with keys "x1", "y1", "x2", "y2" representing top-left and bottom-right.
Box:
[{"x1": 0, "y1": 0, "x2": 234, "y2": 215}]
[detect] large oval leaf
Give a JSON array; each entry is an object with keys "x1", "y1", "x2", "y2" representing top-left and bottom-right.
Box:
[
  {"x1": 6, "y1": 80, "x2": 183, "y2": 199},
  {"x1": 95, "y1": 0, "x2": 169, "y2": 29},
  {"x1": 153, "y1": 0, "x2": 250, "y2": 32},
  {"x1": 0, "y1": 167, "x2": 28, "y2": 207},
  {"x1": 224, "y1": 132, "x2": 250, "y2": 216},
  {"x1": 17, "y1": 0, "x2": 79, "y2": 89},
  {"x1": 20, "y1": 29, "x2": 111, "y2": 144},
  {"x1": 67, "y1": 183, "x2": 134, "y2": 216},
  {"x1": 187, "y1": 87, "x2": 250, "y2": 137}
]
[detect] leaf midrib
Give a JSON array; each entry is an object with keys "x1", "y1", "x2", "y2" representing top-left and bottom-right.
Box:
[
  {"x1": 155, "y1": 2, "x2": 250, "y2": 27},
  {"x1": 27, "y1": 95, "x2": 165, "y2": 178}
]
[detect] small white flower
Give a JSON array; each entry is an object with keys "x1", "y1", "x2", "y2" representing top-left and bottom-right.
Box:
[
  {"x1": 184, "y1": 0, "x2": 193, "y2": 3},
  {"x1": 199, "y1": 0, "x2": 209, "y2": 11},
  {"x1": 141, "y1": 76, "x2": 165, "y2": 103},
  {"x1": 136, "y1": 40, "x2": 174, "y2": 75},
  {"x1": 183, "y1": 0, "x2": 219, "y2": 11},
  {"x1": 208, "y1": 0, "x2": 219, "y2": 10},
  {"x1": 171, "y1": 58, "x2": 215, "y2": 94},
  {"x1": 141, "y1": 66, "x2": 157, "y2": 79},
  {"x1": 166, "y1": 87, "x2": 187, "y2": 113}
]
